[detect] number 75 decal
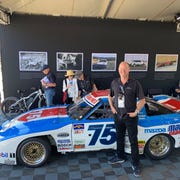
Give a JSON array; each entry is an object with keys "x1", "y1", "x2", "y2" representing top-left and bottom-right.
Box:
[{"x1": 88, "y1": 124, "x2": 116, "y2": 146}]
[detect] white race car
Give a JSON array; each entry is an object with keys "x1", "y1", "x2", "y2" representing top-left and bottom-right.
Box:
[
  {"x1": 129, "y1": 60, "x2": 144, "y2": 67},
  {"x1": 0, "y1": 90, "x2": 180, "y2": 167}
]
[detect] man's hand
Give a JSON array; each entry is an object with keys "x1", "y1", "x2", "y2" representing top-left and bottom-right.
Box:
[
  {"x1": 111, "y1": 106, "x2": 117, "y2": 114},
  {"x1": 108, "y1": 94, "x2": 117, "y2": 114},
  {"x1": 128, "y1": 111, "x2": 138, "y2": 118}
]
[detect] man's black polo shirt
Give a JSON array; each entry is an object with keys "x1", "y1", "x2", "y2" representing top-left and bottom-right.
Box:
[{"x1": 109, "y1": 78, "x2": 144, "y2": 115}]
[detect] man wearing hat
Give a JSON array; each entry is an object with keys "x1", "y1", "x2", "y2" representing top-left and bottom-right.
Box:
[
  {"x1": 41, "y1": 65, "x2": 56, "y2": 106},
  {"x1": 62, "y1": 70, "x2": 78, "y2": 104}
]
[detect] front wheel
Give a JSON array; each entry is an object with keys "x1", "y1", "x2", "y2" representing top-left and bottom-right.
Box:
[
  {"x1": 145, "y1": 134, "x2": 174, "y2": 160},
  {"x1": 17, "y1": 138, "x2": 51, "y2": 168},
  {"x1": 1, "y1": 97, "x2": 22, "y2": 118}
]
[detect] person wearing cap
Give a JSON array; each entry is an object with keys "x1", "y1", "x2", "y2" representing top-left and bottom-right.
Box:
[
  {"x1": 75, "y1": 70, "x2": 97, "y2": 98},
  {"x1": 62, "y1": 70, "x2": 78, "y2": 104},
  {"x1": 41, "y1": 65, "x2": 56, "y2": 106}
]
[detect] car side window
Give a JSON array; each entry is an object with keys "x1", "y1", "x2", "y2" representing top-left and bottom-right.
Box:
[
  {"x1": 88, "y1": 103, "x2": 113, "y2": 120},
  {"x1": 145, "y1": 102, "x2": 173, "y2": 116},
  {"x1": 70, "y1": 107, "x2": 92, "y2": 120}
]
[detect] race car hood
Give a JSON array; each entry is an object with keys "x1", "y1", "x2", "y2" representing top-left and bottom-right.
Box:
[{"x1": 0, "y1": 106, "x2": 70, "y2": 141}]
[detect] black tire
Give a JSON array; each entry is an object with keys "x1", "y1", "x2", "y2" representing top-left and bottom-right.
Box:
[
  {"x1": 17, "y1": 137, "x2": 51, "y2": 168},
  {"x1": 1, "y1": 97, "x2": 22, "y2": 118},
  {"x1": 145, "y1": 134, "x2": 174, "y2": 160}
]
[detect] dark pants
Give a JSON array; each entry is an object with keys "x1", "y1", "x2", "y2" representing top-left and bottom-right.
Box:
[
  {"x1": 66, "y1": 97, "x2": 73, "y2": 104},
  {"x1": 114, "y1": 114, "x2": 139, "y2": 166}
]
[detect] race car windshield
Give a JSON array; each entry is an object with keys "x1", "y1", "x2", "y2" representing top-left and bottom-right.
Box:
[
  {"x1": 145, "y1": 100, "x2": 174, "y2": 116},
  {"x1": 68, "y1": 99, "x2": 92, "y2": 120}
]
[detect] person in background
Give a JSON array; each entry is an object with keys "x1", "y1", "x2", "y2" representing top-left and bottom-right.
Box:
[
  {"x1": 108, "y1": 61, "x2": 145, "y2": 177},
  {"x1": 75, "y1": 70, "x2": 98, "y2": 98},
  {"x1": 41, "y1": 65, "x2": 56, "y2": 107},
  {"x1": 175, "y1": 80, "x2": 180, "y2": 98},
  {"x1": 170, "y1": 80, "x2": 180, "y2": 98},
  {"x1": 63, "y1": 70, "x2": 78, "y2": 104}
]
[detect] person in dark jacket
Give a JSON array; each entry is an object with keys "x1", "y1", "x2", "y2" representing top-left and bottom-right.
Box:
[
  {"x1": 170, "y1": 80, "x2": 180, "y2": 98},
  {"x1": 75, "y1": 70, "x2": 97, "y2": 98},
  {"x1": 41, "y1": 65, "x2": 56, "y2": 106}
]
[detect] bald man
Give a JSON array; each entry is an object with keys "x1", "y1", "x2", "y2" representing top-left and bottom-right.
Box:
[{"x1": 108, "y1": 61, "x2": 145, "y2": 177}]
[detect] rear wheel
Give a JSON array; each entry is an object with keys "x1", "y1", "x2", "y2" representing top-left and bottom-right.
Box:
[
  {"x1": 1, "y1": 97, "x2": 22, "y2": 118},
  {"x1": 145, "y1": 134, "x2": 174, "y2": 160},
  {"x1": 17, "y1": 138, "x2": 51, "y2": 168}
]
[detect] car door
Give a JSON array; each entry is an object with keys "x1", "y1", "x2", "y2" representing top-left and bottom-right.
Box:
[
  {"x1": 72, "y1": 103, "x2": 117, "y2": 152},
  {"x1": 138, "y1": 102, "x2": 170, "y2": 143}
]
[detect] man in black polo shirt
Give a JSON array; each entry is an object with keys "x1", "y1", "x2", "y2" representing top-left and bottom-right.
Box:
[{"x1": 108, "y1": 62, "x2": 145, "y2": 177}]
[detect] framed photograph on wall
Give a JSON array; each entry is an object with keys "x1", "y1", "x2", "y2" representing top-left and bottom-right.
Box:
[
  {"x1": 155, "y1": 54, "x2": 178, "y2": 72},
  {"x1": 124, "y1": 53, "x2": 149, "y2": 71},
  {"x1": 19, "y1": 51, "x2": 48, "y2": 71},
  {"x1": 56, "y1": 52, "x2": 83, "y2": 71},
  {"x1": 91, "y1": 53, "x2": 117, "y2": 71}
]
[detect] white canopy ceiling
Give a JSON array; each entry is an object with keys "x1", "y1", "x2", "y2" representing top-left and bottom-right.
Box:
[{"x1": 0, "y1": 0, "x2": 180, "y2": 22}]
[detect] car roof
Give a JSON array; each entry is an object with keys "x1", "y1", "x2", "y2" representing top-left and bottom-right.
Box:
[
  {"x1": 91, "y1": 89, "x2": 109, "y2": 98},
  {"x1": 86, "y1": 90, "x2": 176, "y2": 113}
]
